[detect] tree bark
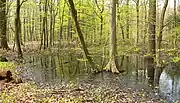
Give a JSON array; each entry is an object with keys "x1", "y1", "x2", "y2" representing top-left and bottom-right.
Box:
[
  {"x1": 95, "y1": 0, "x2": 104, "y2": 44},
  {"x1": 39, "y1": 0, "x2": 43, "y2": 50},
  {"x1": 50, "y1": 0, "x2": 53, "y2": 46},
  {"x1": 156, "y1": 0, "x2": 168, "y2": 67},
  {"x1": 59, "y1": 1, "x2": 65, "y2": 42},
  {"x1": 148, "y1": 0, "x2": 156, "y2": 56},
  {"x1": 15, "y1": 0, "x2": 23, "y2": 58},
  {"x1": 117, "y1": 1, "x2": 125, "y2": 40},
  {"x1": 23, "y1": 9, "x2": 26, "y2": 44},
  {"x1": 0, "y1": 0, "x2": 9, "y2": 49},
  {"x1": 43, "y1": 5, "x2": 46, "y2": 49},
  {"x1": 67, "y1": 8, "x2": 72, "y2": 41},
  {"x1": 105, "y1": 0, "x2": 119, "y2": 73},
  {"x1": 136, "y1": 0, "x2": 139, "y2": 45},
  {"x1": 174, "y1": 0, "x2": 177, "y2": 47},
  {"x1": 45, "y1": 0, "x2": 48, "y2": 48},
  {"x1": 126, "y1": 0, "x2": 130, "y2": 39},
  {"x1": 68, "y1": 0, "x2": 95, "y2": 69},
  {"x1": 143, "y1": 0, "x2": 147, "y2": 44}
]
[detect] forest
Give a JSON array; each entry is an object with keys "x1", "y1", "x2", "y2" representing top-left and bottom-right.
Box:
[{"x1": 0, "y1": 0, "x2": 180, "y2": 102}]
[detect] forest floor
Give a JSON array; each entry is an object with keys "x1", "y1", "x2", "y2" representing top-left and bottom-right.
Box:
[
  {"x1": 0, "y1": 45, "x2": 176, "y2": 102},
  {"x1": 0, "y1": 81, "x2": 166, "y2": 103}
]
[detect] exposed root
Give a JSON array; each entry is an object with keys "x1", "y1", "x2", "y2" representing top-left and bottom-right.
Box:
[{"x1": 104, "y1": 58, "x2": 119, "y2": 73}]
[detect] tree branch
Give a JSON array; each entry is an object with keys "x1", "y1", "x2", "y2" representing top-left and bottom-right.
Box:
[{"x1": 20, "y1": 0, "x2": 28, "y2": 7}]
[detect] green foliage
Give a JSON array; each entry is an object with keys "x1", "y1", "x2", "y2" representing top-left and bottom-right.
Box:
[{"x1": 172, "y1": 57, "x2": 180, "y2": 63}]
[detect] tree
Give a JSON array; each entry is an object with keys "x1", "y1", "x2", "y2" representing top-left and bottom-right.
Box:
[
  {"x1": 43, "y1": 0, "x2": 48, "y2": 49},
  {"x1": 156, "y1": 0, "x2": 169, "y2": 67},
  {"x1": 15, "y1": 0, "x2": 24, "y2": 58},
  {"x1": 148, "y1": 0, "x2": 156, "y2": 57},
  {"x1": 105, "y1": 0, "x2": 119, "y2": 73},
  {"x1": 67, "y1": 8, "x2": 72, "y2": 41},
  {"x1": 39, "y1": 0, "x2": 43, "y2": 50},
  {"x1": 68, "y1": 0, "x2": 95, "y2": 69},
  {"x1": 126, "y1": 0, "x2": 130, "y2": 39},
  {"x1": 143, "y1": 0, "x2": 148, "y2": 44},
  {"x1": 0, "y1": 0, "x2": 9, "y2": 49},
  {"x1": 95, "y1": 0, "x2": 104, "y2": 44},
  {"x1": 136, "y1": 0, "x2": 139, "y2": 45},
  {"x1": 174, "y1": 0, "x2": 177, "y2": 47},
  {"x1": 58, "y1": 1, "x2": 66, "y2": 45}
]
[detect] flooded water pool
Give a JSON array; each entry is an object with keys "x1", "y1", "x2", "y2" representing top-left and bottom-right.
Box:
[{"x1": 18, "y1": 51, "x2": 180, "y2": 102}]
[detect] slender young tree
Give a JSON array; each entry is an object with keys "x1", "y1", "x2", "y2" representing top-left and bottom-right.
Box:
[
  {"x1": 59, "y1": 1, "x2": 66, "y2": 43},
  {"x1": 68, "y1": 0, "x2": 95, "y2": 69},
  {"x1": 117, "y1": 1, "x2": 125, "y2": 40},
  {"x1": 174, "y1": 0, "x2": 177, "y2": 47},
  {"x1": 45, "y1": 0, "x2": 48, "y2": 47},
  {"x1": 39, "y1": 0, "x2": 43, "y2": 50},
  {"x1": 143, "y1": 0, "x2": 148, "y2": 44},
  {"x1": 156, "y1": 0, "x2": 169, "y2": 67},
  {"x1": 15, "y1": 0, "x2": 23, "y2": 58},
  {"x1": 0, "y1": 0, "x2": 9, "y2": 49},
  {"x1": 49, "y1": 0, "x2": 53, "y2": 46},
  {"x1": 95, "y1": 0, "x2": 104, "y2": 44},
  {"x1": 105, "y1": 0, "x2": 119, "y2": 73},
  {"x1": 126, "y1": 0, "x2": 130, "y2": 39},
  {"x1": 42, "y1": 0, "x2": 48, "y2": 49},
  {"x1": 67, "y1": 8, "x2": 72, "y2": 41},
  {"x1": 136, "y1": 0, "x2": 139, "y2": 45}
]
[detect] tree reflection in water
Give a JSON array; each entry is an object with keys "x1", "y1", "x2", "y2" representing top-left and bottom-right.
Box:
[{"x1": 23, "y1": 53, "x2": 180, "y2": 102}]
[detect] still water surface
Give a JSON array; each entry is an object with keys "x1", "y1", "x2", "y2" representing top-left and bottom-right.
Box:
[{"x1": 21, "y1": 51, "x2": 180, "y2": 102}]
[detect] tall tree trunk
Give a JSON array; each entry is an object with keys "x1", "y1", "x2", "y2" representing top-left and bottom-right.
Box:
[
  {"x1": 117, "y1": 2, "x2": 125, "y2": 40},
  {"x1": 50, "y1": 0, "x2": 53, "y2": 47},
  {"x1": 95, "y1": 0, "x2": 104, "y2": 44},
  {"x1": 43, "y1": 0, "x2": 48, "y2": 49},
  {"x1": 26, "y1": 8, "x2": 29, "y2": 41},
  {"x1": 100, "y1": 15, "x2": 103, "y2": 44},
  {"x1": 32, "y1": 9, "x2": 35, "y2": 41},
  {"x1": 23, "y1": 9, "x2": 26, "y2": 45},
  {"x1": 136, "y1": 0, "x2": 139, "y2": 45},
  {"x1": 39, "y1": 1, "x2": 43, "y2": 50},
  {"x1": 156, "y1": 0, "x2": 168, "y2": 67},
  {"x1": 45, "y1": 0, "x2": 48, "y2": 48},
  {"x1": 43, "y1": 6, "x2": 46, "y2": 49},
  {"x1": 0, "y1": 0, "x2": 9, "y2": 49},
  {"x1": 19, "y1": 21, "x2": 23, "y2": 45},
  {"x1": 68, "y1": 0, "x2": 95, "y2": 69},
  {"x1": 59, "y1": 1, "x2": 65, "y2": 43},
  {"x1": 126, "y1": 0, "x2": 130, "y2": 39},
  {"x1": 15, "y1": 0, "x2": 23, "y2": 58},
  {"x1": 143, "y1": 0, "x2": 147, "y2": 44},
  {"x1": 105, "y1": 0, "x2": 119, "y2": 73},
  {"x1": 148, "y1": 0, "x2": 156, "y2": 57},
  {"x1": 52, "y1": 10, "x2": 57, "y2": 46},
  {"x1": 174, "y1": 0, "x2": 177, "y2": 48},
  {"x1": 29, "y1": 8, "x2": 32, "y2": 42},
  {"x1": 67, "y1": 8, "x2": 72, "y2": 41}
]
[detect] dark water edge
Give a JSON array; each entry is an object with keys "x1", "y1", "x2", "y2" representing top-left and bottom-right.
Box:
[{"x1": 16, "y1": 51, "x2": 180, "y2": 102}]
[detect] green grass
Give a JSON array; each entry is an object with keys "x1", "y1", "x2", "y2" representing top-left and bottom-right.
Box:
[
  {"x1": 0, "y1": 62, "x2": 15, "y2": 71},
  {"x1": 0, "y1": 62, "x2": 16, "y2": 77}
]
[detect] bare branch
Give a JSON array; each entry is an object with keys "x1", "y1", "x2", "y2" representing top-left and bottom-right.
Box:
[
  {"x1": 20, "y1": 0, "x2": 28, "y2": 7},
  {"x1": 163, "y1": 19, "x2": 173, "y2": 28}
]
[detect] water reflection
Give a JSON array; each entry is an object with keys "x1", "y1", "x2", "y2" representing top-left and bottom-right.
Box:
[
  {"x1": 23, "y1": 52, "x2": 90, "y2": 84},
  {"x1": 159, "y1": 62, "x2": 180, "y2": 102},
  {"x1": 23, "y1": 53, "x2": 180, "y2": 102}
]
